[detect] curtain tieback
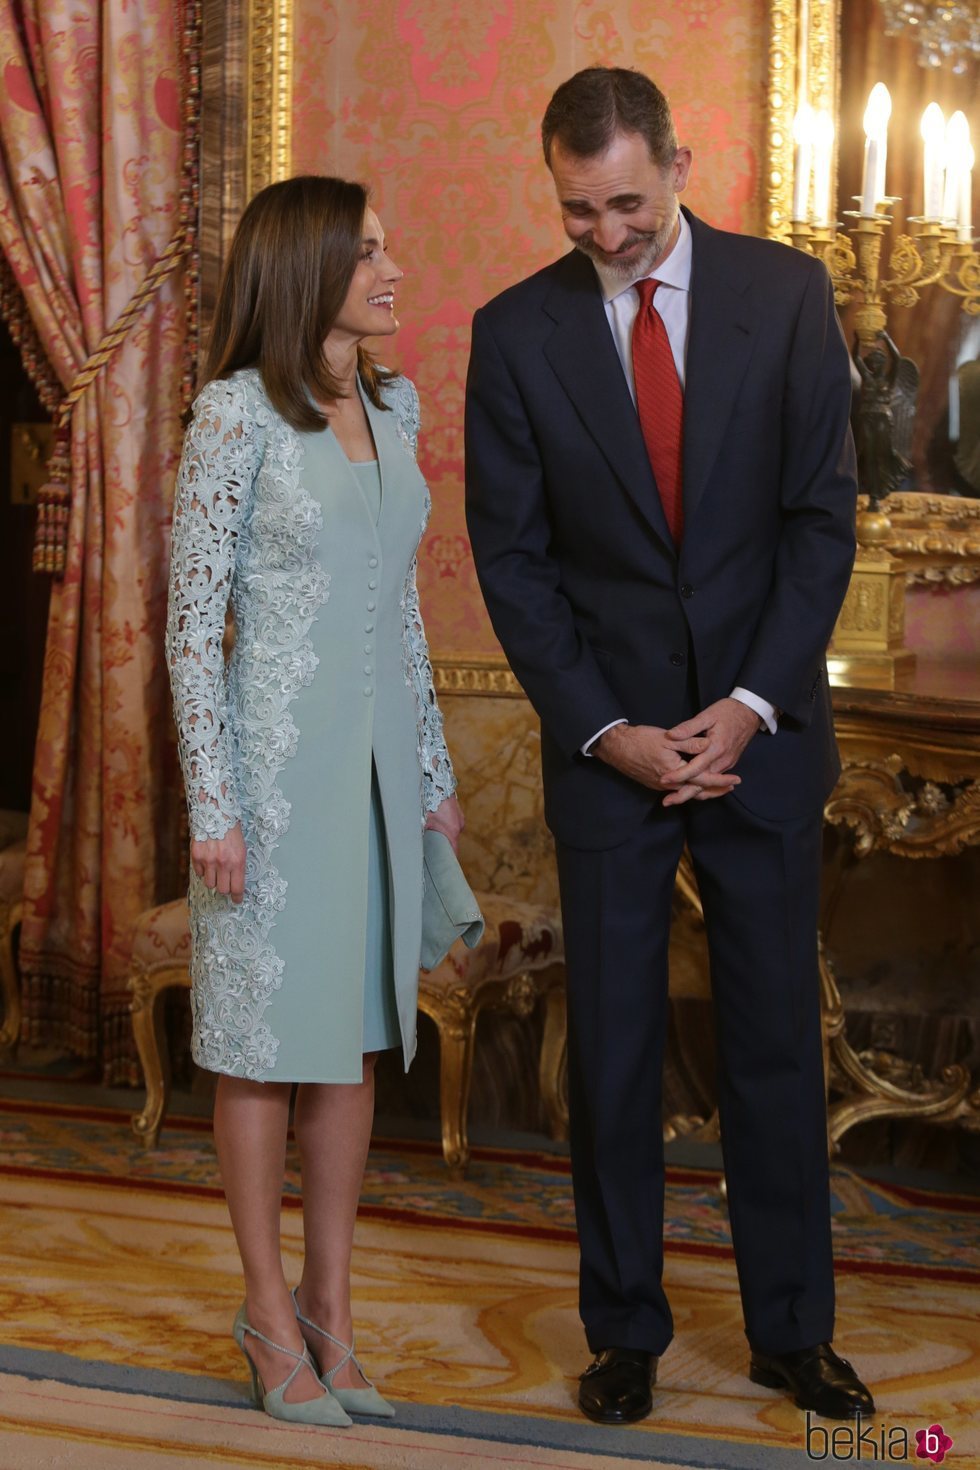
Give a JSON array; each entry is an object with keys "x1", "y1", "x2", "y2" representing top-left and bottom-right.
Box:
[{"x1": 35, "y1": 225, "x2": 190, "y2": 575}]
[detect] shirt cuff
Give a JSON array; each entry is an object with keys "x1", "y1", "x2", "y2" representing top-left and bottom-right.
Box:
[
  {"x1": 582, "y1": 717, "x2": 628, "y2": 757},
  {"x1": 731, "y1": 687, "x2": 779, "y2": 735}
]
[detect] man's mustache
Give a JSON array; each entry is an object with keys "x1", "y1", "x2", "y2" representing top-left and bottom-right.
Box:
[{"x1": 578, "y1": 230, "x2": 658, "y2": 258}]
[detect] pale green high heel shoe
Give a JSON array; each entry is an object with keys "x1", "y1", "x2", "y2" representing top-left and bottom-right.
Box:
[
  {"x1": 291, "y1": 1288, "x2": 395, "y2": 1418},
  {"x1": 233, "y1": 1303, "x2": 353, "y2": 1426}
]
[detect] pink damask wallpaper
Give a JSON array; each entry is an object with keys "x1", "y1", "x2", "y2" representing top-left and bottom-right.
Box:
[{"x1": 291, "y1": 0, "x2": 770, "y2": 654}]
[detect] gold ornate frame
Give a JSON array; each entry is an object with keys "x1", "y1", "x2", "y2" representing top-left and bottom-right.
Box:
[
  {"x1": 765, "y1": 0, "x2": 837, "y2": 241},
  {"x1": 766, "y1": 0, "x2": 980, "y2": 585},
  {"x1": 199, "y1": 0, "x2": 293, "y2": 327}
]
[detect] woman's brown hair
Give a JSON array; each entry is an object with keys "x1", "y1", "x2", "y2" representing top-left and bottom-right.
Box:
[{"x1": 202, "y1": 175, "x2": 396, "y2": 431}]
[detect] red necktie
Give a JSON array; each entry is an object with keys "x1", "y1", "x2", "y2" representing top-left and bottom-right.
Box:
[{"x1": 631, "y1": 278, "x2": 684, "y2": 544}]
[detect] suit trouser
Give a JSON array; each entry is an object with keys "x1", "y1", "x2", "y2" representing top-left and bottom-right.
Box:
[{"x1": 554, "y1": 790, "x2": 835, "y2": 1358}]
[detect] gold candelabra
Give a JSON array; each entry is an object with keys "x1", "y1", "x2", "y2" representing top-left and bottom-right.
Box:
[
  {"x1": 786, "y1": 84, "x2": 978, "y2": 689},
  {"x1": 793, "y1": 201, "x2": 975, "y2": 687},
  {"x1": 791, "y1": 203, "x2": 980, "y2": 690},
  {"x1": 790, "y1": 206, "x2": 980, "y2": 347}
]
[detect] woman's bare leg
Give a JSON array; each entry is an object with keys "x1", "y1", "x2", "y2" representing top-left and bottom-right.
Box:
[
  {"x1": 293, "y1": 1053, "x2": 379, "y2": 1388},
  {"x1": 213, "y1": 1073, "x2": 324, "y2": 1402}
]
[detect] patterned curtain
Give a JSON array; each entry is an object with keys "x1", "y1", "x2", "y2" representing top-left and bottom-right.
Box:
[{"x1": 0, "y1": 1, "x2": 194, "y2": 1080}]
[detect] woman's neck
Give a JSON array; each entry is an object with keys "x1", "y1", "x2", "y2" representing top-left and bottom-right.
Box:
[{"x1": 323, "y1": 336, "x2": 359, "y2": 399}]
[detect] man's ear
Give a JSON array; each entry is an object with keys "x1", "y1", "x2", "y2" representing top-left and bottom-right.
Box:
[{"x1": 672, "y1": 147, "x2": 693, "y2": 195}]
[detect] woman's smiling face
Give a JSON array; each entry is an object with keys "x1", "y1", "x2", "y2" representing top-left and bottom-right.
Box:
[{"x1": 329, "y1": 207, "x2": 404, "y2": 345}]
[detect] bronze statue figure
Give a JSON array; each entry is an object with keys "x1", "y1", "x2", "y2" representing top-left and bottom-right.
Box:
[{"x1": 852, "y1": 331, "x2": 919, "y2": 509}]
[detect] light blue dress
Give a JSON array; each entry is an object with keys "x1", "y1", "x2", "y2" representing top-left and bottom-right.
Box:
[
  {"x1": 166, "y1": 370, "x2": 455, "y2": 1083},
  {"x1": 354, "y1": 459, "x2": 400, "y2": 1055}
]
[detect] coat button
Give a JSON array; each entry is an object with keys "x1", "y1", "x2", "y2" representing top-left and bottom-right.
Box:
[
  {"x1": 364, "y1": 643, "x2": 373, "y2": 654},
  {"x1": 669, "y1": 651, "x2": 686, "y2": 666},
  {"x1": 368, "y1": 579, "x2": 378, "y2": 590},
  {"x1": 680, "y1": 584, "x2": 694, "y2": 599},
  {"x1": 364, "y1": 664, "x2": 373, "y2": 675},
  {"x1": 365, "y1": 622, "x2": 374, "y2": 632},
  {"x1": 369, "y1": 556, "x2": 378, "y2": 568},
  {"x1": 363, "y1": 686, "x2": 373, "y2": 696},
  {"x1": 367, "y1": 601, "x2": 376, "y2": 612}
]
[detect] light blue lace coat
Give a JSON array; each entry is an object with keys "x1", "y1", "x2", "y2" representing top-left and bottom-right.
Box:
[{"x1": 166, "y1": 367, "x2": 456, "y2": 1082}]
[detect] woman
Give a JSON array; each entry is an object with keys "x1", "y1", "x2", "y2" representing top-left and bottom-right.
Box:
[{"x1": 166, "y1": 175, "x2": 463, "y2": 1427}]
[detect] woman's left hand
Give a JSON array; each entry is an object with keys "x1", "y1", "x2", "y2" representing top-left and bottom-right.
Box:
[{"x1": 425, "y1": 795, "x2": 465, "y2": 855}]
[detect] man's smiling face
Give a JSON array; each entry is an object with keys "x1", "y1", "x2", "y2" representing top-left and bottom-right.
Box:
[{"x1": 550, "y1": 129, "x2": 692, "y2": 282}]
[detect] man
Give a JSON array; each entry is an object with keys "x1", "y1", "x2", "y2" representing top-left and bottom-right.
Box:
[{"x1": 464, "y1": 67, "x2": 872, "y2": 1426}]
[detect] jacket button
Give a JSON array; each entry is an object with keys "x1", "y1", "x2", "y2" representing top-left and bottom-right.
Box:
[
  {"x1": 669, "y1": 651, "x2": 686, "y2": 666},
  {"x1": 367, "y1": 601, "x2": 376, "y2": 612},
  {"x1": 364, "y1": 664, "x2": 373, "y2": 675},
  {"x1": 363, "y1": 686, "x2": 373, "y2": 696},
  {"x1": 369, "y1": 556, "x2": 378, "y2": 568},
  {"x1": 680, "y1": 584, "x2": 694, "y2": 599},
  {"x1": 368, "y1": 579, "x2": 378, "y2": 590},
  {"x1": 364, "y1": 643, "x2": 373, "y2": 654},
  {"x1": 365, "y1": 623, "x2": 374, "y2": 633}
]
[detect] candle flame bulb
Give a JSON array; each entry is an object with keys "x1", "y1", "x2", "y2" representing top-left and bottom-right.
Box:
[
  {"x1": 864, "y1": 83, "x2": 892, "y2": 138},
  {"x1": 861, "y1": 84, "x2": 891, "y2": 213}
]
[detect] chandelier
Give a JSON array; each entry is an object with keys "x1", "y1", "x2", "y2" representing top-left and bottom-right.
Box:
[{"x1": 879, "y1": 0, "x2": 980, "y2": 74}]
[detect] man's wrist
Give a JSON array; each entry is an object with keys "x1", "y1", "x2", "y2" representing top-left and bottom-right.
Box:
[
  {"x1": 582, "y1": 717, "x2": 628, "y2": 758},
  {"x1": 730, "y1": 687, "x2": 779, "y2": 736},
  {"x1": 593, "y1": 722, "x2": 630, "y2": 762}
]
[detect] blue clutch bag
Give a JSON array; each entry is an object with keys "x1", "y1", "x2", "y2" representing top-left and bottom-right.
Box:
[{"x1": 420, "y1": 829, "x2": 484, "y2": 970}]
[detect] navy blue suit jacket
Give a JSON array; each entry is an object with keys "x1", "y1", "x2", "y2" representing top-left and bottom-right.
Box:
[{"x1": 464, "y1": 209, "x2": 858, "y2": 847}]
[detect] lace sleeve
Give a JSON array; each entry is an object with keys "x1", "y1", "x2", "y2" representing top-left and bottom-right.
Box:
[
  {"x1": 165, "y1": 376, "x2": 262, "y2": 842},
  {"x1": 403, "y1": 555, "x2": 457, "y2": 814}
]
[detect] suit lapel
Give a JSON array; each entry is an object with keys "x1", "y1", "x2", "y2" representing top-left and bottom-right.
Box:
[
  {"x1": 542, "y1": 251, "x2": 676, "y2": 554},
  {"x1": 682, "y1": 211, "x2": 759, "y2": 529}
]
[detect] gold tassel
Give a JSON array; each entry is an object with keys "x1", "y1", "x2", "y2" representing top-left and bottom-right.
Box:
[{"x1": 33, "y1": 422, "x2": 71, "y2": 575}]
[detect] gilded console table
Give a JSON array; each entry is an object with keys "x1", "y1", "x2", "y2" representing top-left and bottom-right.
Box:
[{"x1": 823, "y1": 657, "x2": 980, "y2": 1147}]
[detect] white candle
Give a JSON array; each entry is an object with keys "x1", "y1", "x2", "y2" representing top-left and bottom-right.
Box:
[
  {"x1": 861, "y1": 136, "x2": 879, "y2": 216},
  {"x1": 811, "y1": 110, "x2": 835, "y2": 226},
  {"x1": 959, "y1": 144, "x2": 974, "y2": 242},
  {"x1": 943, "y1": 111, "x2": 970, "y2": 225},
  {"x1": 921, "y1": 104, "x2": 946, "y2": 220},
  {"x1": 793, "y1": 104, "x2": 815, "y2": 221},
  {"x1": 862, "y1": 84, "x2": 891, "y2": 214}
]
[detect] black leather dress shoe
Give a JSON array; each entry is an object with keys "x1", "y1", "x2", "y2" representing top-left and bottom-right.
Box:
[
  {"x1": 749, "y1": 1342, "x2": 875, "y2": 1419},
  {"x1": 578, "y1": 1348, "x2": 658, "y2": 1424}
]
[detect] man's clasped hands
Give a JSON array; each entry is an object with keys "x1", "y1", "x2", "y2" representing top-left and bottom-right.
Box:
[{"x1": 594, "y1": 696, "x2": 761, "y2": 807}]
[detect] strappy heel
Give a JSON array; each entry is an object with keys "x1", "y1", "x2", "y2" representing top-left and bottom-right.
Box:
[
  {"x1": 291, "y1": 1287, "x2": 395, "y2": 1418},
  {"x1": 232, "y1": 1303, "x2": 352, "y2": 1426}
]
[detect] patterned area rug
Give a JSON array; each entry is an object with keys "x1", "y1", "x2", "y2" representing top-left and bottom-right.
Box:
[{"x1": 1, "y1": 1096, "x2": 978, "y2": 1469}]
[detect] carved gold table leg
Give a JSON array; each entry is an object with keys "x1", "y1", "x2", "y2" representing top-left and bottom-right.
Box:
[
  {"x1": 821, "y1": 761, "x2": 979, "y2": 1148},
  {"x1": 820, "y1": 946, "x2": 971, "y2": 1149},
  {"x1": 538, "y1": 971, "x2": 568, "y2": 1142},
  {"x1": 0, "y1": 899, "x2": 22, "y2": 1052},
  {"x1": 130, "y1": 966, "x2": 188, "y2": 1147}
]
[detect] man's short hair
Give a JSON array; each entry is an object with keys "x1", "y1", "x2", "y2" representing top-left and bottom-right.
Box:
[{"x1": 541, "y1": 67, "x2": 678, "y2": 170}]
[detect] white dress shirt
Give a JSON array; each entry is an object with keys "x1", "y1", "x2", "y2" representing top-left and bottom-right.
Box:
[{"x1": 582, "y1": 212, "x2": 778, "y2": 754}]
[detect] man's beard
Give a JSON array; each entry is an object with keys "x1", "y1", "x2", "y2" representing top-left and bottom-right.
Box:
[{"x1": 577, "y1": 193, "x2": 680, "y2": 289}]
